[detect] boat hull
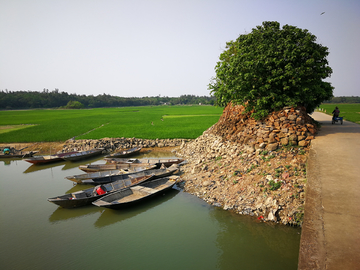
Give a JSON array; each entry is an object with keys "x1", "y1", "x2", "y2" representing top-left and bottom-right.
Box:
[
  {"x1": 25, "y1": 152, "x2": 79, "y2": 164},
  {"x1": 67, "y1": 165, "x2": 157, "y2": 184},
  {"x1": 0, "y1": 151, "x2": 38, "y2": 159},
  {"x1": 79, "y1": 163, "x2": 155, "y2": 173},
  {"x1": 104, "y1": 146, "x2": 142, "y2": 158},
  {"x1": 89, "y1": 166, "x2": 179, "y2": 185},
  {"x1": 92, "y1": 176, "x2": 179, "y2": 209},
  {"x1": 104, "y1": 158, "x2": 185, "y2": 168},
  {"x1": 48, "y1": 175, "x2": 154, "y2": 208},
  {"x1": 63, "y1": 148, "x2": 104, "y2": 162}
]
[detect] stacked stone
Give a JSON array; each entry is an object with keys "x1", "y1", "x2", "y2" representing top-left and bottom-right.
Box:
[
  {"x1": 212, "y1": 103, "x2": 317, "y2": 151},
  {"x1": 61, "y1": 137, "x2": 189, "y2": 152}
]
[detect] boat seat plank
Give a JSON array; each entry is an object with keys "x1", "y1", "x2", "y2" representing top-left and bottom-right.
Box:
[
  {"x1": 72, "y1": 191, "x2": 87, "y2": 199},
  {"x1": 116, "y1": 194, "x2": 143, "y2": 203},
  {"x1": 131, "y1": 186, "x2": 144, "y2": 191},
  {"x1": 140, "y1": 187, "x2": 157, "y2": 194},
  {"x1": 152, "y1": 184, "x2": 170, "y2": 190}
]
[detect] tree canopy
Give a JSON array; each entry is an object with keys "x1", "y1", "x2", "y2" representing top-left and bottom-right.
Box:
[{"x1": 209, "y1": 21, "x2": 334, "y2": 119}]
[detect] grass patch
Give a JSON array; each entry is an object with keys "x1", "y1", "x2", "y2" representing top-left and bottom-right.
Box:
[
  {"x1": 0, "y1": 125, "x2": 36, "y2": 134},
  {"x1": 0, "y1": 105, "x2": 223, "y2": 143}
]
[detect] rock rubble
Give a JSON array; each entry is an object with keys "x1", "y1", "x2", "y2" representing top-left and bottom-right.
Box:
[
  {"x1": 175, "y1": 103, "x2": 317, "y2": 226},
  {"x1": 61, "y1": 137, "x2": 189, "y2": 153}
]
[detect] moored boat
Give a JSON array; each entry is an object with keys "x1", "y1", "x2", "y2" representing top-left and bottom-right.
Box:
[
  {"x1": 0, "y1": 146, "x2": 38, "y2": 158},
  {"x1": 92, "y1": 176, "x2": 180, "y2": 209},
  {"x1": 104, "y1": 146, "x2": 142, "y2": 158},
  {"x1": 104, "y1": 158, "x2": 185, "y2": 168},
  {"x1": 24, "y1": 151, "x2": 79, "y2": 164},
  {"x1": 66, "y1": 164, "x2": 157, "y2": 184},
  {"x1": 82, "y1": 164, "x2": 179, "y2": 185},
  {"x1": 66, "y1": 169, "x2": 130, "y2": 183},
  {"x1": 63, "y1": 148, "x2": 105, "y2": 162},
  {"x1": 79, "y1": 163, "x2": 156, "y2": 173},
  {"x1": 47, "y1": 174, "x2": 154, "y2": 208}
]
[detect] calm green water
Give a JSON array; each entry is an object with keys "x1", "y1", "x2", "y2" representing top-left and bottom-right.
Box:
[{"x1": 0, "y1": 152, "x2": 301, "y2": 270}]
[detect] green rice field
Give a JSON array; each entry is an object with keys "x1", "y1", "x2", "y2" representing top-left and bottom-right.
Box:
[
  {"x1": 0, "y1": 105, "x2": 223, "y2": 143},
  {"x1": 318, "y1": 104, "x2": 360, "y2": 124}
]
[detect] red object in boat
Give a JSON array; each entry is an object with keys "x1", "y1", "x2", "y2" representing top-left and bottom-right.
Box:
[{"x1": 96, "y1": 187, "x2": 106, "y2": 195}]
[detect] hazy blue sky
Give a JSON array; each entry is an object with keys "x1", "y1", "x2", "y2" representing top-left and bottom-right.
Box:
[{"x1": 1, "y1": 0, "x2": 359, "y2": 97}]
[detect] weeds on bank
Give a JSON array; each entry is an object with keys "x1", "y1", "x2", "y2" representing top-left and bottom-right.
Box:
[{"x1": 268, "y1": 180, "x2": 282, "y2": 191}]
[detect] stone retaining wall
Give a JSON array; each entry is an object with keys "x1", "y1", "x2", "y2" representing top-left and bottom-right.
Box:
[{"x1": 212, "y1": 103, "x2": 317, "y2": 151}]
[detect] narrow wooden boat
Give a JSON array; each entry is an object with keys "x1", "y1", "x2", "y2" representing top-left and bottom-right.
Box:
[
  {"x1": 0, "y1": 146, "x2": 39, "y2": 158},
  {"x1": 47, "y1": 174, "x2": 154, "y2": 208},
  {"x1": 24, "y1": 151, "x2": 79, "y2": 164},
  {"x1": 66, "y1": 165, "x2": 157, "y2": 184},
  {"x1": 92, "y1": 176, "x2": 180, "y2": 209},
  {"x1": 104, "y1": 158, "x2": 185, "y2": 168},
  {"x1": 63, "y1": 148, "x2": 105, "y2": 162},
  {"x1": 104, "y1": 146, "x2": 142, "y2": 158},
  {"x1": 79, "y1": 163, "x2": 155, "y2": 173},
  {"x1": 83, "y1": 165, "x2": 179, "y2": 185}
]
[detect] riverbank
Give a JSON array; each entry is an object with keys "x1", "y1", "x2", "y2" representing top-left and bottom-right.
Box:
[
  {"x1": 174, "y1": 104, "x2": 318, "y2": 226},
  {"x1": 175, "y1": 129, "x2": 309, "y2": 226}
]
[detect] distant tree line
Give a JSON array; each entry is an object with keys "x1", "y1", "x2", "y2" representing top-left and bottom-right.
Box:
[
  {"x1": 323, "y1": 96, "x2": 360, "y2": 104},
  {"x1": 0, "y1": 89, "x2": 216, "y2": 110}
]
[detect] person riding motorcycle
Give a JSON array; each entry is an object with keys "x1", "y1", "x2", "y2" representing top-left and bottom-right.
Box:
[{"x1": 332, "y1": 107, "x2": 340, "y2": 120}]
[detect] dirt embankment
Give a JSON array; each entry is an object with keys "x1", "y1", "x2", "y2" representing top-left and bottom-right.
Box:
[{"x1": 175, "y1": 103, "x2": 317, "y2": 226}]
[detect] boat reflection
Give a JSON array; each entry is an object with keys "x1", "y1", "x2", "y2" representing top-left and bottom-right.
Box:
[
  {"x1": 0, "y1": 158, "x2": 20, "y2": 165},
  {"x1": 23, "y1": 162, "x2": 64, "y2": 174},
  {"x1": 94, "y1": 188, "x2": 179, "y2": 228},
  {"x1": 48, "y1": 205, "x2": 102, "y2": 224},
  {"x1": 61, "y1": 156, "x2": 106, "y2": 171}
]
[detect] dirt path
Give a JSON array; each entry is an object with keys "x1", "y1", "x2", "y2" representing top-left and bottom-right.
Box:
[{"x1": 298, "y1": 112, "x2": 360, "y2": 270}]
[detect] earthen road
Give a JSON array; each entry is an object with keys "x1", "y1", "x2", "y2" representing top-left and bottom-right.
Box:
[{"x1": 298, "y1": 112, "x2": 360, "y2": 270}]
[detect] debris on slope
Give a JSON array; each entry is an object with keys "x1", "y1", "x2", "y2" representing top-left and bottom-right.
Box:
[{"x1": 175, "y1": 103, "x2": 317, "y2": 226}]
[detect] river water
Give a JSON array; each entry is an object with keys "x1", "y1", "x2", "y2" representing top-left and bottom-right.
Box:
[{"x1": 0, "y1": 151, "x2": 301, "y2": 270}]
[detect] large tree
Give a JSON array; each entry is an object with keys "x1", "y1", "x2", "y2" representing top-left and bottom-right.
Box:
[{"x1": 209, "y1": 21, "x2": 334, "y2": 119}]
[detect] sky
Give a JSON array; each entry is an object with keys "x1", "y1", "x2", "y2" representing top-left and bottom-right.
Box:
[{"x1": 0, "y1": 0, "x2": 359, "y2": 98}]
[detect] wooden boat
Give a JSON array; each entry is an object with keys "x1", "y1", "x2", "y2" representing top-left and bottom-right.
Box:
[
  {"x1": 0, "y1": 146, "x2": 38, "y2": 158},
  {"x1": 79, "y1": 163, "x2": 156, "y2": 173},
  {"x1": 92, "y1": 176, "x2": 180, "y2": 209},
  {"x1": 63, "y1": 148, "x2": 105, "y2": 162},
  {"x1": 24, "y1": 151, "x2": 79, "y2": 164},
  {"x1": 66, "y1": 164, "x2": 157, "y2": 184},
  {"x1": 104, "y1": 158, "x2": 185, "y2": 168},
  {"x1": 47, "y1": 174, "x2": 154, "y2": 208},
  {"x1": 104, "y1": 146, "x2": 142, "y2": 158},
  {"x1": 81, "y1": 165, "x2": 179, "y2": 185}
]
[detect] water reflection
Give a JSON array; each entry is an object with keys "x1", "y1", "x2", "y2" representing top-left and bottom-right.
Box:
[
  {"x1": 61, "y1": 155, "x2": 106, "y2": 170},
  {"x1": 0, "y1": 158, "x2": 21, "y2": 165},
  {"x1": 210, "y1": 208, "x2": 301, "y2": 269},
  {"x1": 94, "y1": 189, "x2": 179, "y2": 228},
  {"x1": 1, "y1": 154, "x2": 301, "y2": 270},
  {"x1": 49, "y1": 205, "x2": 102, "y2": 223},
  {"x1": 23, "y1": 162, "x2": 65, "y2": 174}
]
